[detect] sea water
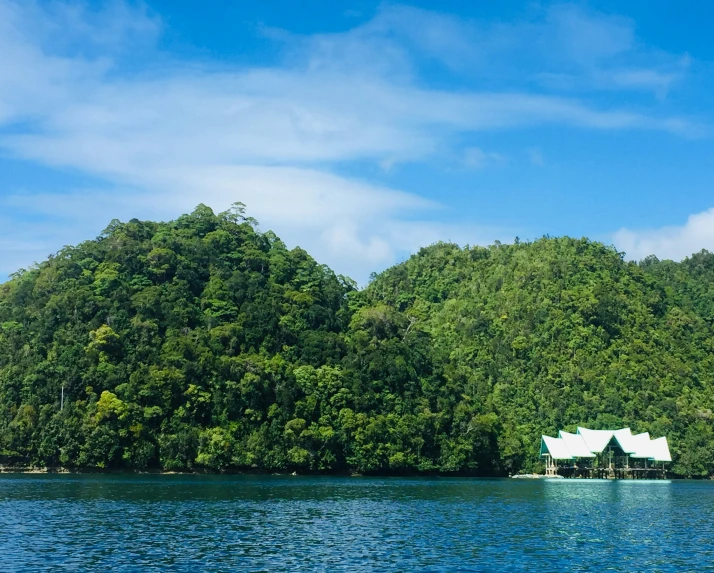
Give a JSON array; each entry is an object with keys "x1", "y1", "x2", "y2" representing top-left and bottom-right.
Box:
[{"x1": 1, "y1": 474, "x2": 713, "y2": 572}]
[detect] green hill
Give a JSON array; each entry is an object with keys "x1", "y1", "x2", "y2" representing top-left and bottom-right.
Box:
[{"x1": 1, "y1": 205, "x2": 713, "y2": 476}]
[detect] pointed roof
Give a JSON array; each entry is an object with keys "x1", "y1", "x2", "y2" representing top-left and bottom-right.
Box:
[
  {"x1": 540, "y1": 427, "x2": 671, "y2": 462},
  {"x1": 576, "y1": 427, "x2": 614, "y2": 453},
  {"x1": 559, "y1": 431, "x2": 596, "y2": 458},
  {"x1": 612, "y1": 428, "x2": 637, "y2": 453},
  {"x1": 631, "y1": 436, "x2": 671, "y2": 462},
  {"x1": 649, "y1": 437, "x2": 672, "y2": 462},
  {"x1": 540, "y1": 436, "x2": 573, "y2": 460}
]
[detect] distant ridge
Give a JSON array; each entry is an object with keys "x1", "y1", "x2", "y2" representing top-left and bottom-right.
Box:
[{"x1": 1, "y1": 205, "x2": 713, "y2": 477}]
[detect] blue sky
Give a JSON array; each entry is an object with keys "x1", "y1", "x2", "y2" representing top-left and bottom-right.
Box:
[{"x1": 2, "y1": 0, "x2": 714, "y2": 284}]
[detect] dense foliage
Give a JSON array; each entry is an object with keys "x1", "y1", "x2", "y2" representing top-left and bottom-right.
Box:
[{"x1": 1, "y1": 206, "x2": 713, "y2": 476}]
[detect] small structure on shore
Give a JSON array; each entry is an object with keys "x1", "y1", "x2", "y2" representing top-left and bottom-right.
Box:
[{"x1": 540, "y1": 427, "x2": 671, "y2": 479}]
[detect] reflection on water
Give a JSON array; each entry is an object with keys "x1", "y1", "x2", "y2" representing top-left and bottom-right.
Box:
[{"x1": 1, "y1": 475, "x2": 713, "y2": 572}]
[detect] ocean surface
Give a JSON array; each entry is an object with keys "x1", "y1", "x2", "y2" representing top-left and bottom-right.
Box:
[{"x1": 1, "y1": 474, "x2": 713, "y2": 572}]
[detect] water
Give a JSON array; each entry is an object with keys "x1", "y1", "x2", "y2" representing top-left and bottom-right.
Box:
[{"x1": 1, "y1": 475, "x2": 713, "y2": 572}]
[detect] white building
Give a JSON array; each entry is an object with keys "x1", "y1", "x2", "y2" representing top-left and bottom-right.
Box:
[{"x1": 540, "y1": 427, "x2": 671, "y2": 478}]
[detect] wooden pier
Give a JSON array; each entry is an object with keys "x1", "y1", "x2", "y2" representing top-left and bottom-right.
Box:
[{"x1": 550, "y1": 465, "x2": 668, "y2": 479}]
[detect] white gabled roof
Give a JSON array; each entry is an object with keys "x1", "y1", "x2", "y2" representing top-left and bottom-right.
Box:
[
  {"x1": 541, "y1": 436, "x2": 574, "y2": 460},
  {"x1": 577, "y1": 427, "x2": 614, "y2": 453},
  {"x1": 612, "y1": 428, "x2": 637, "y2": 453},
  {"x1": 559, "y1": 431, "x2": 596, "y2": 458},
  {"x1": 650, "y1": 437, "x2": 672, "y2": 462},
  {"x1": 629, "y1": 432, "x2": 652, "y2": 457},
  {"x1": 541, "y1": 427, "x2": 671, "y2": 462},
  {"x1": 631, "y1": 436, "x2": 671, "y2": 462}
]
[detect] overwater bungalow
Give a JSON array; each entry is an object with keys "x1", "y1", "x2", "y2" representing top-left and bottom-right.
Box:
[{"x1": 540, "y1": 427, "x2": 671, "y2": 479}]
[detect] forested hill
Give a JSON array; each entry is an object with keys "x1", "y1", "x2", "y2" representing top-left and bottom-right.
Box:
[{"x1": 1, "y1": 205, "x2": 714, "y2": 477}]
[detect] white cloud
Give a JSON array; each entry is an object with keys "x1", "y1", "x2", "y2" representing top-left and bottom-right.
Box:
[
  {"x1": 463, "y1": 147, "x2": 505, "y2": 170},
  {"x1": 527, "y1": 148, "x2": 545, "y2": 166},
  {"x1": 544, "y1": 4, "x2": 634, "y2": 64},
  {"x1": 0, "y1": 167, "x2": 447, "y2": 286},
  {"x1": 613, "y1": 208, "x2": 714, "y2": 261},
  {"x1": 0, "y1": 1, "x2": 702, "y2": 283}
]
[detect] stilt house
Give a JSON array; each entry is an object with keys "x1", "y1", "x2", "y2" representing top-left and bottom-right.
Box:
[{"x1": 540, "y1": 427, "x2": 671, "y2": 479}]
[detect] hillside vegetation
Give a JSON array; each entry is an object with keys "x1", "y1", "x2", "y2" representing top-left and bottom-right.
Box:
[{"x1": 1, "y1": 205, "x2": 713, "y2": 476}]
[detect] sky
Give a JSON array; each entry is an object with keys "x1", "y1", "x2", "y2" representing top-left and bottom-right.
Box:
[{"x1": 2, "y1": 1, "x2": 714, "y2": 285}]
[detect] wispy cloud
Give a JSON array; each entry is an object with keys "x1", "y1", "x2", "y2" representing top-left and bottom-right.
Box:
[
  {"x1": 319, "y1": 4, "x2": 691, "y2": 97},
  {"x1": 463, "y1": 147, "x2": 506, "y2": 170},
  {"x1": 527, "y1": 148, "x2": 545, "y2": 166},
  {"x1": 0, "y1": 169, "x2": 447, "y2": 284},
  {"x1": 613, "y1": 209, "x2": 714, "y2": 262},
  {"x1": 0, "y1": 1, "x2": 703, "y2": 282}
]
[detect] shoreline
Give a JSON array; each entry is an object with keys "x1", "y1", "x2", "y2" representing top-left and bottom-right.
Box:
[
  {"x1": 1, "y1": 466, "x2": 711, "y2": 479},
  {"x1": 0, "y1": 465, "x2": 508, "y2": 478}
]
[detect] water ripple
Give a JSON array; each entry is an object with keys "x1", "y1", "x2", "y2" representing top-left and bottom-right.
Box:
[{"x1": 1, "y1": 475, "x2": 713, "y2": 572}]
